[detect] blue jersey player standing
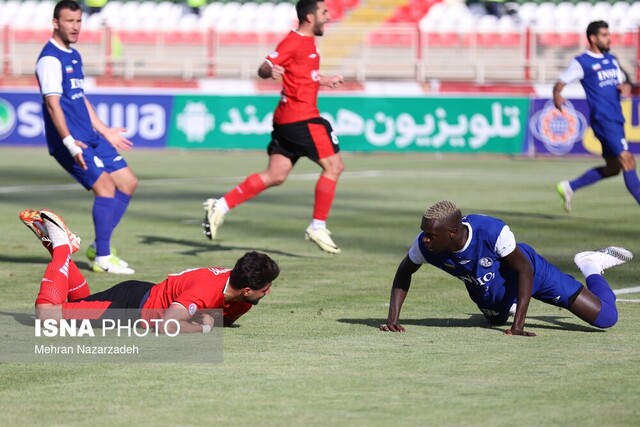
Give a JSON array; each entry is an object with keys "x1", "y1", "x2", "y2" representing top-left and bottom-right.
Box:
[
  {"x1": 35, "y1": 1, "x2": 137, "y2": 274},
  {"x1": 380, "y1": 201, "x2": 632, "y2": 336},
  {"x1": 553, "y1": 20, "x2": 640, "y2": 211}
]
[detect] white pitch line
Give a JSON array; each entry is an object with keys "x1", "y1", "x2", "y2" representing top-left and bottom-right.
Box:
[
  {"x1": 616, "y1": 299, "x2": 640, "y2": 303},
  {"x1": 613, "y1": 286, "x2": 640, "y2": 296}
]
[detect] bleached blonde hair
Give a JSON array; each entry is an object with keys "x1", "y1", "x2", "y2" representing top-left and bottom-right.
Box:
[{"x1": 423, "y1": 200, "x2": 460, "y2": 221}]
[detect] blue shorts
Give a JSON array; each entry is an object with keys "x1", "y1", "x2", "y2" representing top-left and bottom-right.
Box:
[
  {"x1": 591, "y1": 119, "x2": 628, "y2": 158},
  {"x1": 52, "y1": 139, "x2": 128, "y2": 190},
  {"x1": 473, "y1": 244, "x2": 583, "y2": 324}
]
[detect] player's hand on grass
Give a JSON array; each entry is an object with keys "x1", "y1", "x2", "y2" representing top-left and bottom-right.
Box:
[
  {"x1": 103, "y1": 127, "x2": 134, "y2": 151},
  {"x1": 504, "y1": 327, "x2": 536, "y2": 337},
  {"x1": 201, "y1": 313, "x2": 215, "y2": 329},
  {"x1": 380, "y1": 323, "x2": 405, "y2": 332}
]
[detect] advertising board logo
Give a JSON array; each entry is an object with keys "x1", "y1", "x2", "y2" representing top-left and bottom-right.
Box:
[
  {"x1": 0, "y1": 98, "x2": 17, "y2": 141},
  {"x1": 529, "y1": 100, "x2": 587, "y2": 156},
  {"x1": 176, "y1": 101, "x2": 215, "y2": 143}
]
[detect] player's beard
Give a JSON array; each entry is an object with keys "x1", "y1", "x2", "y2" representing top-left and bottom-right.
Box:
[{"x1": 314, "y1": 23, "x2": 324, "y2": 36}]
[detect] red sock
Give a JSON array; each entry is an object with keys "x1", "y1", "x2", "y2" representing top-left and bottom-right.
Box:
[
  {"x1": 67, "y1": 261, "x2": 90, "y2": 301},
  {"x1": 35, "y1": 245, "x2": 71, "y2": 305},
  {"x1": 224, "y1": 173, "x2": 267, "y2": 209},
  {"x1": 313, "y1": 176, "x2": 337, "y2": 221},
  {"x1": 62, "y1": 300, "x2": 112, "y2": 319}
]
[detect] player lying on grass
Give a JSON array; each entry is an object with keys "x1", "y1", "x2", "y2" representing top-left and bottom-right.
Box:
[
  {"x1": 380, "y1": 201, "x2": 632, "y2": 336},
  {"x1": 19, "y1": 209, "x2": 279, "y2": 333}
]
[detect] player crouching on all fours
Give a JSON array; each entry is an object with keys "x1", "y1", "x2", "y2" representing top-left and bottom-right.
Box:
[{"x1": 19, "y1": 209, "x2": 280, "y2": 332}]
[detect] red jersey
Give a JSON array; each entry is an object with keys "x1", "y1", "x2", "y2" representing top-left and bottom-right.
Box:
[
  {"x1": 267, "y1": 30, "x2": 321, "y2": 124},
  {"x1": 141, "y1": 267, "x2": 252, "y2": 324}
]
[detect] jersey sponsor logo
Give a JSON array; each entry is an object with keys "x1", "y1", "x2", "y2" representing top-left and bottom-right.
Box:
[
  {"x1": 529, "y1": 100, "x2": 588, "y2": 156},
  {"x1": 308, "y1": 53, "x2": 317, "y2": 59},
  {"x1": 70, "y1": 78, "x2": 84, "y2": 89},
  {"x1": 188, "y1": 303, "x2": 197, "y2": 316},
  {"x1": 0, "y1": 98, "x2": 17, "y2": 141},
  {"x1": 113, "y1": 155, "x2": 123, "y2": 162},
  {"x1": 71, "y1": 92, "x2": 84, "y2": 100},
  {"x1": 443, "y1": 262, "x2": 456, "y2": 270},
  {"x1": 72, "y1": 59, "x2": 78, "y2": 64},
  {"x1": 268, "y1": 51, "x2": 279, "y2": 59},
  {"x1": 457, "y1": 259, "x2": 471, "y2": 265},
  {"x1": 460, "y1": 271, "x2": 495, "y2": 286},
  {"x1": 479, "y1": 257, "x2": 493, "y2": 268},
  {"x1": 602, "y1": 59, "x2": 609, "y2": 65},
  {"x1": 597, "y1": 69, "x2": 618, "y2": 82},
  {"x1": 93, "y1": 156, "x2": 104, "y2": 168}
]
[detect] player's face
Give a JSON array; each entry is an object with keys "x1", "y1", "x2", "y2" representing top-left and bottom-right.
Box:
[
  {"x1": 420, "y1": 218, "x2": 455, "y2": 253},
  {"x1": 242, "y1": 283, "x2": 272, "y2": 305},
  {"x1": 591, "y1": 28, "x2": 611, "y2": 53},
  {"x1": 312, "y1": 2, "x2": 331, "y2": 36},
  {"x1": 53, "y1": 8, "x2": 82, "y2": 47}
]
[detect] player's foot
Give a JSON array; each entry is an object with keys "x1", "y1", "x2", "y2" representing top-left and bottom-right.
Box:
[
  {"x1": 39, "y1": 209, "x2": 82, "y2": 253},
  {"x1": 305, "y1": 225, "x2": 341, "y2": 254},
  {"x1": 93, "y1": 256, "x2": 135, "y2": 275},
  {"x1": 86, "y1": 242, "x2": 128, "y2": 267},
  {"x1": 19, "y1": 209, "x2": 52, "y2": 248},
  {"x1": 556, "y1": 180, "x2": 574, "y2": 212},
  {"x1": 574, "y1": 246, "x2": 633, "y2": 276},
  {"x1": 202, "y1": 198, "x2": 225, "y2": 240},
  {"x1": 509, "y1": 303, "x2": 517, "y2": 316}
]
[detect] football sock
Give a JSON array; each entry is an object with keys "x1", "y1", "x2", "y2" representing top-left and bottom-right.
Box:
[
  {"x1": 623, "y1": 170, "x2": 640, "y2": 204},
  {"x1": 570, "y1": 167, "x2": 605, "y2": 191},
  {"x1": 310, "y1": 219, "x2": 326, "y2": 230},
  {"x1": 223, "y1": 173, "x2": 267, "y2": 209},
  {"x1": 313, "y1": 175, "x2": 337, "y2": 221},
  {"x1": 35, "y1": 246, "x2": 71, "y2": 305},
  {"x1": 67, "y1": 261, "x2": 90, "y2": 301},
  {"x1": 586, "y1": 274, "x2": 618, "y2": 328},
  {"x1": 93, "y1": 196, "x2": 115, "y2": 257},
  {"x1": 112, "y1": 189, "x2": 132, "y2": 229}
]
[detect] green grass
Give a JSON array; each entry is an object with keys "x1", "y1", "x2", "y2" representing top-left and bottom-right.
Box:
[{"x1": 0, "y1": 147, "x2": 638, "y2": 426}]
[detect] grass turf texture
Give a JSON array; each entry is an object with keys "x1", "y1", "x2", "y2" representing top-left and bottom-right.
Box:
[{"x1": 0, "y1": 147, "x2": 639, "y2": 426}]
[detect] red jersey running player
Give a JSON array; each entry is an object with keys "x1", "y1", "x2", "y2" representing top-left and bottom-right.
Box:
[
  {"x1": 202, "y1": 0, "x2": 345, "y2": 254},
  {"x1": 20, "y1": 209, "x2": 279, "y2": 333}
]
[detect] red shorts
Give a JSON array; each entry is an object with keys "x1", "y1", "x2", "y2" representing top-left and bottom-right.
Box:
[{"x1": 268, "y1": 117, "x2": 340, "y2": 164}]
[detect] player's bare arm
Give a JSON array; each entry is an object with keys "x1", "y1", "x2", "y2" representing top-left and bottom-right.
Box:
[
  {"x1": 380, "y1": 255, "x2": 421, "y2": 332},
  {"x1": 320, "y1": 74, "x2": 344, "y2": 89},
  {"x1": 552, "y1": 81, "x2": 566, "y2": 111},
  {"x1": 258, "y1": 61, "x2": 284, "y2": 80},
  {"x1": 83, "y1": 97, "x2": 133, "y2": 151},
  {"x1": 158, "y1": 303, "x2": 214, "y2": 334},
  {"x1": 501, "y1": 247, "x2": 537, "y2": 337},
  {"x1": 44, "y1": 94, "x2": 88, "y2": 169}
]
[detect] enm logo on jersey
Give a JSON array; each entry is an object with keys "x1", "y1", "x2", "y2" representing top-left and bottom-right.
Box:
[
  {"x1": 529, "y1": 100, "x2": 587, "y2": 156},
  {"x1": 597, "y1": 69, "x2": 618, "y2": 82},
  {"x1": 70, "y1": 78, "x2": 84, "y2": 89}
]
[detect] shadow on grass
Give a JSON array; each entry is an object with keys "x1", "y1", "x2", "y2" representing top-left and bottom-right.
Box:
[
  {"x1": 338, "y1": 313, "x2": 603, "y2": 333},
  {"x1": 0, "y1": 310, "x2": 35, "y2": 327},
  {"x1": 139, "y1": 235, "x2": 310, "y2": 258},
  {"x1": 0, "y1": 254, "x2": 92, "y2": 270}
]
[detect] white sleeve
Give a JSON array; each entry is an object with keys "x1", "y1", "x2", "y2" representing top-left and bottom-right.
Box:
[
  {"x1": 35, "y1": 56, "x2": 63, "y2": 96},
  {"x1": 408, "y1": 236, "x2": 426, "y2": 264},
  {"x1": 612, "y1": 58, "x2": 625, "y2": 84},
  {"x1": 495, "y1": 225, "x2": 516, "y2": 258},
  {"x1": 558, "y1": 59, "x2": 584, "y2": 84}
]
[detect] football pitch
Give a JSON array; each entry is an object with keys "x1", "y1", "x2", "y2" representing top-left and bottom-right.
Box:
[{"x1": 0, "y1": 147, "x2": 638, "y2": 426}]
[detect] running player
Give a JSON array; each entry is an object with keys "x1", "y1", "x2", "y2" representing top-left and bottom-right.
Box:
[
  {"x1": 553, "y1": 20, "x2": 640, "y2": 211},
  {"x1": 202, "y1": 0, "x2": 345, "y2": 254}
]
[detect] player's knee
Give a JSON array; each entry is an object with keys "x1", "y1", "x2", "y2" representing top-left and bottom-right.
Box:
[{"x1": 592, "y1": 303, "x2": 618, "y2": 329}]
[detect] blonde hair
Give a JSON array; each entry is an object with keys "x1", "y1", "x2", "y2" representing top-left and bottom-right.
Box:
[{"x1": 423, "y1": 200, "x2": 460, "y2": 221}]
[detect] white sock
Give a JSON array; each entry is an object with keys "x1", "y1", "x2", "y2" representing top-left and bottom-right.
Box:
[
  {"x1": 95, "y1": 255, "x2": 111, "y2": 265},
  {"x1": 310, "y1": 219, "x2": 326, "y2": 230},
  {"x1": 579, "y1": 263, "x2": 602, "y2": 278},
  {"x1": 218, "y1": 197, "x2": 230, "y2": 214}
]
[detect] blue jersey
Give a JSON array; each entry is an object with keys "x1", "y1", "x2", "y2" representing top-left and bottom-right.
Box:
[
  {"x1": 36, "y1": 40, "x2": 99, "y2": 154},
  {"x1": 407, "y1": 214, "x2": 584, "y2": 314},
  {"x1": 574, "y1": 52, "x2": 624, "y2": 123}
]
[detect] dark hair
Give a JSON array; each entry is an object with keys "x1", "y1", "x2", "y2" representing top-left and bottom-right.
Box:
[
  {"x1": 229, "y1": 251, "x2": 280, "y2": 290},
  {"x1": 54, "y1": 0, "x2": 81, "y2": 19},
  {"x1": 296, "y1": 0, "x2": 321, "y2": 24},
  {"x1": 586, "y1": 21, "x2": 608, "y2": 42}
]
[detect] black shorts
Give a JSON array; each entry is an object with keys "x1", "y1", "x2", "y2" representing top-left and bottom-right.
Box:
[
  {"x1": 267, "y1": 117, "x2": 340, "y2": 164},
  {"x1": 80, "y1": 280, "x2": 155, "y2": 320}
]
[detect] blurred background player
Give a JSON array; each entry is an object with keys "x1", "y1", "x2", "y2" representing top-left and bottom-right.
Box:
[
  {"x1": 380, "y1": 200, "x2": 632, "y2": 335},
  {"x1": 36, "y1": 1, "x2": 138, "y2": 274},
  {"x1": 553, "y1": 20, "x2": 640, "y2": 212},
  {"x1": 20, "y1": 209, "x2": 280, "y2": 331},
  {"x1": 201, "y1": 0, "x2": 345, "y2": 254}
]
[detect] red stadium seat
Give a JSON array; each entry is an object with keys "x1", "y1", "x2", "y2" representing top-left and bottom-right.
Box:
[
  {"x1": 13, "y1": 29, "x2": 50, "y2": 43},
  {"x1": 117, "y1": 30, "x2": 158, "y2": 44},
  {"x1": 163, "y1": 31, "x2": 206, "y2": 45}
]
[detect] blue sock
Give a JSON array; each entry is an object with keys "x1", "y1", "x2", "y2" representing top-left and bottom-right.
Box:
[
  {"x1": 586, "y1": 274, "x2": 618, "y2": 328},
  {"x1": 112, "y1": 190, "x2": 132, "y2": 230},
  {"x1": 570, "y1": 167, "x2": 606, "y2": 191},
  {"x1": 623, "y1": 170, "x2": 640, "y2": 204},
  {"x1": 93, "y1": 196, "x2": 115, "y2": 257}
]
